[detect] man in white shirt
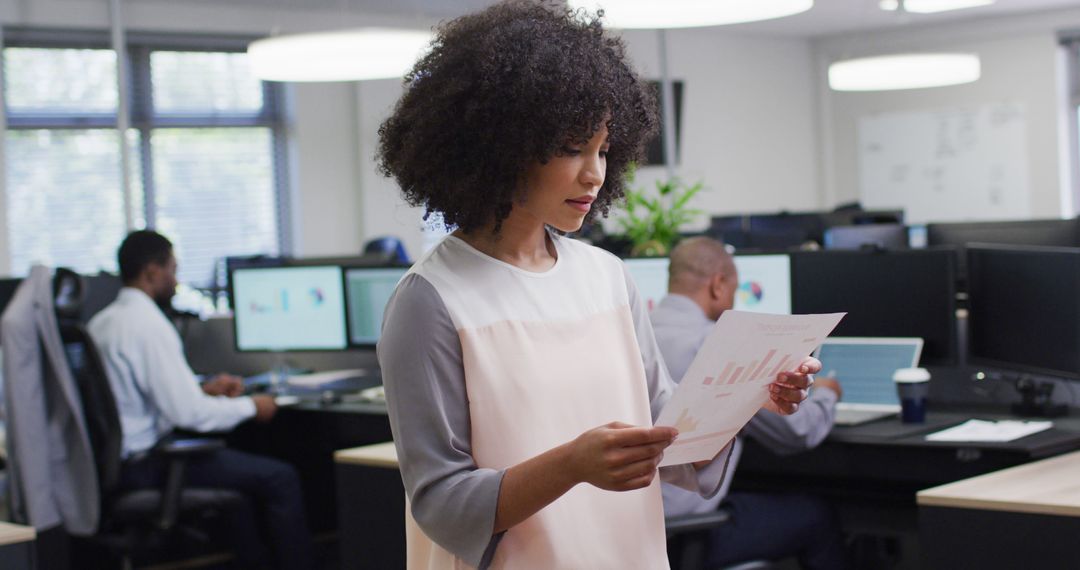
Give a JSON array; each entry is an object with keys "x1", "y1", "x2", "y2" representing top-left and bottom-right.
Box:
[
  {"x1": 89, "y1": 230, "x2": 313, "y2": 569},
  {"x1": 650, "y1": 236, "x2": 847, "y2": 570}
]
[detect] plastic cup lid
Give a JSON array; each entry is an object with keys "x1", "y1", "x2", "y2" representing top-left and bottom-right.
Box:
[{"x1": 893, "y1": 367, "x2": 930, "y2": 383}]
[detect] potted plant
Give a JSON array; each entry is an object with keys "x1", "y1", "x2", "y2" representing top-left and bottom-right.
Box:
[{"x1": 615, "y1": 168, "x2": 704, "y2": 257}]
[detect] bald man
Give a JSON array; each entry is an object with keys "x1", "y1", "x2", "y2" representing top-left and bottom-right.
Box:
[{"x1": 650, "y1": 237, "x2": 847, "y2": 570}]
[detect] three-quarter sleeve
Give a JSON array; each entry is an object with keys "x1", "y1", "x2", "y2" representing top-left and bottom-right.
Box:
[
  {"x1": 619, "y1": 262, "x2": 733, "y2": 498},
  {"x1": 378, "y1": 274, "x2": 505, "y2": 568}
]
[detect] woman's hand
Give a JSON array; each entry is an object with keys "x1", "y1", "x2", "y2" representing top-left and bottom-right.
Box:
[
  {"x1": 762, "y1": 356, "x2": 821, "y2": 415},
  {"x1": 568, "y1": 422, "x2": 678, "y2": 491}
]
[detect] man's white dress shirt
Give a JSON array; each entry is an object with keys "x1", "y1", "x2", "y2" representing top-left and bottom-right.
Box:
[{"x1": 89, "y1": 287, "x2": 255, "y2": 458}]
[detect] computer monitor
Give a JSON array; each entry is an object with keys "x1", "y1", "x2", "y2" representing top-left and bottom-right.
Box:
[
  {"x1": 345, "y1": 267, "x2": 410, "y2": 346},
  {"x1": 927, "y1": 218, "x2": 1080, "y2": 249},
  {"x1": 791, "y1": 249, "x2": 958, "y2": 365},
  {"x1": 966, "y1": 245, "x2": 1080, "y2": 379},
  {"x1": 732, "y1": 253, "x2": 791, "y2": 314},
  {"x1": 823, "y1": 224, "x2": 908, "y2": 251},
  {"x1": 225, "y1": 255, "x2": 285, "y2": 310},
  {"x1": 749, "y1": 212, "x2": 827, "y2": 247},
  {"x1": 928, "y1": 219, "x2": 1080, "y2": 284},
  {"x1": 623, "y1": 258, "x2": 669, "y2": 312},
  {"x1": 231, "y1": 265, "x2": 347, "y2": 351}
]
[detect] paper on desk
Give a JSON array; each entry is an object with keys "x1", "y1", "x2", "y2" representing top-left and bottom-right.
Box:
[
  {"x1": 924, "y1": 419, "x2": 1052, "y2": 442},
  {"x1": 655, "y1": 310, "x2": 845, "y2": 467},
  {"x1": 286, "y1": 368, "x2": 367, "y2": 388}
]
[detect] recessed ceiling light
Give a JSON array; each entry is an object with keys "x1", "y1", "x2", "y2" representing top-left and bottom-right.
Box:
[
  {"x1": 879, "y1": 0, "x2": 996, "y2": 14},
  {"x1": 567, "y1": 0, "x2": 813, "y2": 29},
  {"x1": 829, "y1": 53, "x2": 981, "y2": 91},
  {"x1": 248, "y1": 28, "x2": 432, "y2": 82}
]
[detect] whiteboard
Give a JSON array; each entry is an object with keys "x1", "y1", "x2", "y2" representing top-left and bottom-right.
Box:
[{"x1": 858, "y1": 103, "x2": 1029, "y2": 223}]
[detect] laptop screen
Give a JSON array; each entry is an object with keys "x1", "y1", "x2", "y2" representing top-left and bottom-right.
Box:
[{"x1": 814, "y1": 338, "x2": 923, "y2": 406}]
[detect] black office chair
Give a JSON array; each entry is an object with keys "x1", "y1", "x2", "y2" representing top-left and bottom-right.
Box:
[
  {"x1": 52, "y1": 268, "x2": 245, "y2": 568},
  {"x1": 666, "y1": 510, "x2": 774, "y2": 570}
]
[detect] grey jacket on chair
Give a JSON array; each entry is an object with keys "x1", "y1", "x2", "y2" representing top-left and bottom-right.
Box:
[{"x1": 1, "y1": 265, "x2": 99, "y2": 535}]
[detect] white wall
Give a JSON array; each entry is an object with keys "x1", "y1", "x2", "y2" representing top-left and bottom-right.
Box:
[
  {"x1": 814, "y1": 8, "x2": 1080, "y2": 221},
  {"x1": 611, "y1": 29, "x2": 822, "y2": 232}
]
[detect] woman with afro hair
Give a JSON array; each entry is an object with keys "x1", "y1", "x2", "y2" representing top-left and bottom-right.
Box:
[{"x1": 376, "y1": 1, "x2": 818, "y2": 568}]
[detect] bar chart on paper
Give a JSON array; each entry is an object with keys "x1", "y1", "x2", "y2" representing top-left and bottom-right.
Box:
[{"x1": 657, "y1": 311, "x2": 845, "y2": 466}]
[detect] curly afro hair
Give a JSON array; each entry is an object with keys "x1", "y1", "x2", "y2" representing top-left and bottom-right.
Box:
[{"x1": 376, "y1": 0, "x2": 658, "y2": 234}]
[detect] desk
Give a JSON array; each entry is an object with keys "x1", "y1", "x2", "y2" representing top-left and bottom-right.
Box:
[
  {"x1": 227, "y1": 400, "x2": 393, "y2": 535},
  {"x1": 733, "y1": 409, "x2": 1080, "y2": 568},
  {"x1": 917, "y1": 450, "x2": 1080, "y2": 569},
  {"x1": 334, "y1": 442, "x2": 404, "y2": 570},
  {"x1": 0, "y1": 522, "x2": 36, "y2": 569},
  {"x1": 737, "y1": 410, "x2": 1080, "y2": 500}
]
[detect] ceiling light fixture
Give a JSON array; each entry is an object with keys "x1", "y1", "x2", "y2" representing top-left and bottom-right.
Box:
[
  {"x1": 248, "y1": 28, "x2": 433, "y2": 82},
  {"x1": 828, "y1": 53, "x2": 981, "y2": 91},
  {"x1": 879, "y1": 0, "x2": 995, "y2": 14},
  {"x1": 567, "y1": 0, "x2": 813, "y2": 29}
]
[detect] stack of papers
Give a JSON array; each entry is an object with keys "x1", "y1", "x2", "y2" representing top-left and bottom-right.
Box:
[{"x1": 925, "y1": 419, "x2": 1053, "y2": 442}]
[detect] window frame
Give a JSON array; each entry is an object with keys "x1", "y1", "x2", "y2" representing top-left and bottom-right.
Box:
[
  {"x1": 0, "y1": 27, "x2": 293, "y2": 278},
  {"x1": 1061, "y1": 31, "x2": 1080, "y2": 217}
]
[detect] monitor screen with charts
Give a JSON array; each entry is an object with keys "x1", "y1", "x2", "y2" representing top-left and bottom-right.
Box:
[
  {"x1": 232, "y1": 265, "x2": 347, "y2": 351},
  {"x1": 732, "y1": 253, "x2": 791, "y2": 314},
  {"x1": 624, "y1": 254, "x2": 791, "y2": 314},
  {"x1": 345, "y1": 267, "x2": 410, "y2": 346},
  {"x1": 623, "y1": 258, "x2": 669, "y2": 312},
  {"x1": 813, "y1": 337, "x2": 923, "y2": 407}
]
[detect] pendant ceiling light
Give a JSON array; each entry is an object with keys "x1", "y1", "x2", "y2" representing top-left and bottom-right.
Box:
[
  {"x1": 248, "y1": 28, "x2": 432, "y2": 82},
  {"x1": 828, "y1": 53, "x2": 981, "y2": 91},
  {"x1": 879, "y1": 0, "x2": 995, "y2": 14},
  {"x1": 567, "y1": 0, "x2": 813, "y2": 29}
]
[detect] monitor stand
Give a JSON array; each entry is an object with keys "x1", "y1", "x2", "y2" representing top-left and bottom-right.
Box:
[{"x1": 1011, "y1": 376, "x2": 1069, "y2": 418}]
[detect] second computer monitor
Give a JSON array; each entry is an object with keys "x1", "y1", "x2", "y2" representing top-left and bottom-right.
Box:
[
  {"x1": 967, "y1": 245, "x2": 1080, "y2": 379},
  {"x1": 232, "y1": 265, "x2": 348, "y2": 351},
  {"x1": 791, "y1": 249, "x2": 958, "y2": 365},
  {"x1": 345, "y1": 267, "x2": 410, "y2": 346}
]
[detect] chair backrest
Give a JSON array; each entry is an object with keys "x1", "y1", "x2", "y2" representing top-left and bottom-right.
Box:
[{"x1": 53, "y1": 268, "x2": 124, "y2": 502}]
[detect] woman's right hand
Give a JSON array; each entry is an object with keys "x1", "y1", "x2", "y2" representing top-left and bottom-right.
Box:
[{"x1": 568, "y1": 422, "x2": 678, "y2": 492}]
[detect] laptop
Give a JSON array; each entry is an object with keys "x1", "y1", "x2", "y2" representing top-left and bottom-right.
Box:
[{"x1": 813, "y1": 337, "x2": 924, "y2": 426}]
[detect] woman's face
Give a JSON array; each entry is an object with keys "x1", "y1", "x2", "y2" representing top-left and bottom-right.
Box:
[{"x1": 517, "y1": 123, "x2": 609, "y2": 233}]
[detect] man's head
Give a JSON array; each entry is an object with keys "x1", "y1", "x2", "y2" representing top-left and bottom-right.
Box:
[
  {"x1": 118, "y1": 230, "x2": 177, "y2": 305},
  {"x1": 668, "y1": 236, "x2": 738, "y2": 321}
]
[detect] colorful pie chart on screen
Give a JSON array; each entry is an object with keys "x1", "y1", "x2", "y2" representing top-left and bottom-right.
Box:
[{"x1": 737, "y1": 281, "x2": 764, "y2": 306}]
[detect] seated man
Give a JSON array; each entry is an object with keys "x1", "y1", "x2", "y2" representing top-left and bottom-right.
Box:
[
  {"x1": 89, "y1": 230, "x2": 313, "y2": 569},
  {"x1": 650, "y1": 236, "x2": 846, "y2": 570}
]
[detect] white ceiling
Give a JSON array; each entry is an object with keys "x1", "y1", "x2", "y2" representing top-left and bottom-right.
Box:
[{"x1": 130, "y1": 0, "x2": 1080, "y2": 37}]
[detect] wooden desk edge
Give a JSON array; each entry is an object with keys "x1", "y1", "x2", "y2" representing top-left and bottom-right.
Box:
[
  {"x1": 917, "y1": 493, "x2": 1080, "y2": 518},
  {"x1": 334, "y1": 441, "x2": 399, "y2": 468},
  {"x1": 916, "y1": 449, "x2": 1080, "y2": 517},
  {"x1": 0, "y1": 522, "x2": 36, "y2": 546}
]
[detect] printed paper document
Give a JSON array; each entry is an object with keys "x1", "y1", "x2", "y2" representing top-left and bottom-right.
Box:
[
  {"x1": 925, "y1": 419, "x2": 1052, "y2": 443},
  {"x1": 655, "y1": 310, "x2": 845, "y2": 467}
]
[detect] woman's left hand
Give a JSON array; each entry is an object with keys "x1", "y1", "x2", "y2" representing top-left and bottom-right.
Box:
[{"x1": 762, "y1": 356, "x2": 821, "y2": 415}]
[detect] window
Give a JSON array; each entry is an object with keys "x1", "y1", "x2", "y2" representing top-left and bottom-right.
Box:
[{"x1": 2, "y1": 32, "x2": 289, "y2": 285}]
